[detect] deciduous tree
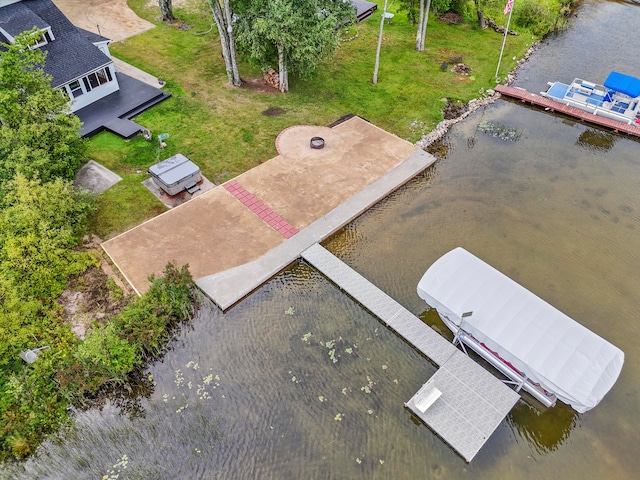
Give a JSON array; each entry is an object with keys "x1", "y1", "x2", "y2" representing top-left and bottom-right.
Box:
[
  {"x1": 235, "y1": 0, "x2": 355, "y2": 92},
  {"x1": 0, "y1": 175, "x2": 96, "y2": 301},
  {"x1": 208, "y1": 0, "x2": 241, "y2": 86},
  {"x1": 415, "y1": 0, "x2": 432, "y2": 51},
  {"x1": 0, "y1": 30, "x2": 85, "y2": 191},
  {"x1": 159, "y1": 0, "x2": 176, "y2": 22}
]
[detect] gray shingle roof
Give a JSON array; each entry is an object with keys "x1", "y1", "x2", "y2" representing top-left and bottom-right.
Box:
[
  {"x1": 0, "y1": 1, "x2": 48, "y2": 37},
  {"x1": 77, "y1": 27, "x2": 110, "y2": 45},
  {"x1": 0, "y1": 0, "x2": 113, "y2": 87}
]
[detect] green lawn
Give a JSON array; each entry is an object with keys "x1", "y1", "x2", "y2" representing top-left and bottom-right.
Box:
[{"x1": 87, "y1": 0, "x2": 535, "y2": 238}]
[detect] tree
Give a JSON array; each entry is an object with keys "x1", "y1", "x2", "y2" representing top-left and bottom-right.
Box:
[
  {"x1": 373, "y1": 0, "x2": 388, "y2": 85},
  {"x1": 399, "y1": 0, "x2": 419, "y2": 24},
  {"x1": 159, "y1": 0, "x2": 176, "y2": 22},
  {"x1": 415, "y1": 0, "x2": 432, "y2": 52},
  {"x1": 208, "y1": 0, "x2": 241, "y2": 86},
  {"x1": 473, "y1": 0, "x2": 487, "y2": 28},
  {"x1": 235, "y1": 0, "x2": 355, "y2": 92},
  {"x1": 0, "y1": 30, "x2": 85, "y2": 191},
  {"x1": 0, "y1": 175, "x2": 96, "y2": 301}
]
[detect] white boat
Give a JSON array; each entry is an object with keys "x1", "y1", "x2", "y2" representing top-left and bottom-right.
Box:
[
  {"x1": 541, "y1": 71, "x2": 640, "y2": 125},
  {"x1": 417, "y1": 247, "x2": 624, "y2": 413}
]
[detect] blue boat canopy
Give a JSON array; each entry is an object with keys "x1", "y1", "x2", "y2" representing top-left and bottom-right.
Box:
[{"x1": 604, "y1": 71, "x2": 640, "y2": 98}]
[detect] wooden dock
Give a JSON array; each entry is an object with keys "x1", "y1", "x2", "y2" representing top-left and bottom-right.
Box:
[
  {"x1": 301, "y1": 243, "x2": 520, "y2": 462},
  {"x1": 494, "y1": 84, "x2": 640, "y2": 137}
]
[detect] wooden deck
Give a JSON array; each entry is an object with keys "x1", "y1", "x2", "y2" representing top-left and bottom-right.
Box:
[
  {"x1": 494, "y1": 84, "x2": 640, "y2": 137},
  {"x1": 301, "y1": 243, "x2": 520, "y2": 462}
]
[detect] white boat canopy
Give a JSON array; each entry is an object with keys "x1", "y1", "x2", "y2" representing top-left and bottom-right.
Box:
[{"x1": 417, "y1": 247, "x2": 624, "y2": 413}]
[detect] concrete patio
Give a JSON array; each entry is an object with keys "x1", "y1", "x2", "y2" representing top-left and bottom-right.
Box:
[{"x1": 101, "y1": 116, "x2": 436, "y2": 308}]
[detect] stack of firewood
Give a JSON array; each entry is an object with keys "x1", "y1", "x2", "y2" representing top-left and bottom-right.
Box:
[
  {"x1": 263, "y1": 69, "x2": 280, "y2": 89},
  {"x1": 451, "y1": 63, "x2": 472, "y2": 75}
]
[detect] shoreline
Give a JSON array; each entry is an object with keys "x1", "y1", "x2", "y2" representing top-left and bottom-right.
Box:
[{"x1": 415, "y1": 41, "x2": 541, "y2": 149}]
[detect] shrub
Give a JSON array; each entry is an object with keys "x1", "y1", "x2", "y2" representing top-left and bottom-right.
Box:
[
  {"x1": 0, "y1": 263, "x2": 197, "y2": 461},
  {"x1": 512, "y1": 0, "x2": 567, "y2": 36}
]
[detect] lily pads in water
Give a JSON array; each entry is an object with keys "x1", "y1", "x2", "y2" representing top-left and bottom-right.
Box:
[{"x1": 477, "y1": 120, "x2": 522, "y2": 141}]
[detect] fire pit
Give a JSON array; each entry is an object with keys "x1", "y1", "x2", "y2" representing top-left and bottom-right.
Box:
[{"x1": 310, "y1": 137, "x2": 325, "y2": 149}]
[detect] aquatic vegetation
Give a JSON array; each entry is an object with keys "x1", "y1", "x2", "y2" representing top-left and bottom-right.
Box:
[
  {"x1": 174, "y1": 369, "x2": 185, "y2": 388},
  {"x1": 168, "y1": 363, "x2": 221, "y2": 408},
  {"x1": 288, "y1": 370, "x2": 301, "y2": 384},
  {"x1": 318, "y1": 395, "x2": 326, "y2": 402},
  {"x1": 477, "y1": 120, "x2": 522, "y2": 141},
  {"x1": 360, "y1": 376, "x2": 377, "y2": 394},
  {"x1": 101, "y1": 454, "x2": 128, "y2": 480},
  {"x1": 328, "y1": 348, "x2": 338, "y2": 363},
  {"x1": 185, "y1": 360, "x2": 200, "y2": 370},
  {"x1": 334, "y1": 413, "x2": 343, "y2": 421},
  {"x1": 301, "y1": 332, "x2": 313, "y2": 343},
  {"x1": 172, "y1": 371, "x2": 183, "y2": 389},
  {"x1": 285, "y1": 306, "x2": 295, "y2": 315}
]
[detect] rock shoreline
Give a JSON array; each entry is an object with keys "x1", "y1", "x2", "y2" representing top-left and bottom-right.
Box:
[{"x1": 415, "y1": 41, "x2": 540, "y2": 149}]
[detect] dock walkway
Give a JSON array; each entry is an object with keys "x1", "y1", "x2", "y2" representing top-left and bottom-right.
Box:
[
  {"x1": 495, "y1": 84, "x2": 640, "y2": 137},
  {"x1": 301, "y1": 243, "x2": 520, "y2": 462}
]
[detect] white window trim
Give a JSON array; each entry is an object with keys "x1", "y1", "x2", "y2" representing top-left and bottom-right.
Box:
[
  {"x1": 62, "y1": 65, "x2": 115, "y2": 99},
  {"x1": 27, "y1": 27, "x2": 54, "y2": 49}
]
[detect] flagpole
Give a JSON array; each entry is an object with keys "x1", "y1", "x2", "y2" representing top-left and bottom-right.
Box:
[{"x1": 495, "y1": 4, "x2": 514, "y2": 80}]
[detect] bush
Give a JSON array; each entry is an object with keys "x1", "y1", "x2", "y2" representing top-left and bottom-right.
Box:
[
  {"x1": 76, "y1": 323, "x2": 137, "y2": 382},
  {"x1": 0, "y1": 263, "x2": 198, "y2": 461},
  {"x1": 513, "y1": 0, "x2": 567, "y2": 36}
]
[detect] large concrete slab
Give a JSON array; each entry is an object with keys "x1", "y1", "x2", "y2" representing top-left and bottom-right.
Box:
[
  {"x1": 196, "y1": 147, "x2": 434, "y2": 309},
  {"x1": 102, "y1": 116, "x2": 435, "y2": 298},
  {"x1": 103, "y1": 188, "x2": 285, "y2": 295}
]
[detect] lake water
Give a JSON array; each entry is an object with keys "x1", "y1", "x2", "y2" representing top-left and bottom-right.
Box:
[{"x1": 3, "y1": 0, "x2": 640, "y2": 478}]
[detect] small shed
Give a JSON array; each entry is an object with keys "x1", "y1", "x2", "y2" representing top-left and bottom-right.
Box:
[{"x1": 148, "y1": 154, "x2": 201, "y2": 196}]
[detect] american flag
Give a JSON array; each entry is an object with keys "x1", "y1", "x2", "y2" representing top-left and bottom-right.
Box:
[{"x1": 504, "y1": 0, "x2": 514, "y2": 14}]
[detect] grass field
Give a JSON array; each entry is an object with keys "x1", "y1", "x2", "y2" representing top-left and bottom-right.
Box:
[{"x1": 87, "y1": 0, "x2": 535, "y2": 238}]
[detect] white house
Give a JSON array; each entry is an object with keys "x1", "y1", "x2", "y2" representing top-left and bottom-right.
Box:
[{"x1": 0, "y1": 0, "x2": 119, "y2": 112}]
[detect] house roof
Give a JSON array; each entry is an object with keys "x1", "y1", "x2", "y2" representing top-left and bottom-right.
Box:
[
  {"x1": 77, "y1": 27, "x2": 110, "y2": 44},
  {"x1": 0, "y1": 0, "x2": 112, "y2": 87},
  {"x1": 0, "y1": 1, "x2": 48, "y2": 37}
]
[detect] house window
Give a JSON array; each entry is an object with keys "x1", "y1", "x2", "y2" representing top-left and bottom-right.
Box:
[
  {"x1": 27, "y1": 28, "x2": 53, "y2": 49},
  {"x1": 87, "y1": 68, "x2": 110, "y2": 89},
  {"x1": 68, "y1": 80, "x2": 83, "y2": 98}
]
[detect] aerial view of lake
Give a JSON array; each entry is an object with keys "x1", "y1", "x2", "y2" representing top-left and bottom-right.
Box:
[{"x1": 3, "y1": 0, "x2": 639, "y2": 478}]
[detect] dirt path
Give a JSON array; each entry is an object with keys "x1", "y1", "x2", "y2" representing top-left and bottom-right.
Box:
[{"x1": 53, "y1": 0, "x2": 156, "y2": 42}]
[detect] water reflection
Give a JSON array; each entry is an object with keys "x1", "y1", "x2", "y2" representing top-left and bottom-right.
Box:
[
  {"x1": 508, "y1": 401, "x2": 578, "y2": 454},
  {"x1": 576, "y1": 129, "x2": 617, "y2": 152}
]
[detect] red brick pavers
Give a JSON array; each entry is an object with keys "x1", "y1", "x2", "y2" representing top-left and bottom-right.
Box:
[{"x1": 223, "y1": 180, "x2": 299, "y2": 239}]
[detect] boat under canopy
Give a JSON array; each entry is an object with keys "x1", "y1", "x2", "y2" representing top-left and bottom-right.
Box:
[{"x1": 417, "y1": 247, "x2": 624, "y2": 413}]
